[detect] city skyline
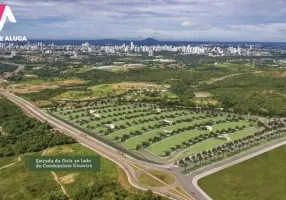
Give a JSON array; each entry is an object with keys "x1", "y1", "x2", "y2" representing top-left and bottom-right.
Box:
[{"x1": 1, "y1": 0, "x2": 286, "y2": 42}]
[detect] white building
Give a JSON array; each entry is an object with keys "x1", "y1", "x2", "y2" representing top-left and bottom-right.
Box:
[
  {"x1": 94, "y1": 113, "x2": 101, "y2": 119},
  {"x1": 162, "y1": 119, "x2": 173, "y2": 125},
  {"x1": 204, "y1": 126, "x2": 213, "y2": 131},
  {"x1": 89, "y1": 110, "x2": 97, "y2": 114},
  {"x1": 106, "y1": 124, "x2": 115, "y2": 129},
  {"x1": 217, "y1": 134, "x2": 231, "y2": 142},
  {"x1": 163, "y1": 130, "x2": 173, "y2": 135}
]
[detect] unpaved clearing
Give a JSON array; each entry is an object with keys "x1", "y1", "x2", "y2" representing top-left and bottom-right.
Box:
[
  {"x1": 207, "y1": 73, "x2": 243, "y2": 84},
  {"x1": 195, "y1": 92, "x2": 210, "y2": 98},
  {"x1": 46, "y1": 146, "x2": 74, "y2": 155},
  {"x1": 208, "y1": 100, "x2": 219, "y2": 105},
  {"x1": 8, "y1": 79, "x2": 84, "y2": 92},
  {"x1": 111, "y1": 82, "x2": 168, "y2": 90},
  {"x1": 262, "y1": 71, "x2": 286, "y2": 78},
  {"x1": 59, "y1": 174, "x2": 77, "y2": 184},
  {"x1": 24, "y1": 74, "x2": 39, "y2": 78},
  {"x1": 52, "y1": 172, "x2": 71, "y2": 199}
]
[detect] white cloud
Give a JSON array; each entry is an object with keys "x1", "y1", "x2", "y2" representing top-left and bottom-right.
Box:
[
  {"x1": 181, "y1": 21, "x2": 195, "y2": 27},
  {"x1": 1, "y1": 0, "x2": 286, "y2": 41}
]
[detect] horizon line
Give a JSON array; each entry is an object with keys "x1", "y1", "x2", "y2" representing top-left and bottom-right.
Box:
[{"x1": 26, "y1": 38, "x2": 286, "y2": 43}]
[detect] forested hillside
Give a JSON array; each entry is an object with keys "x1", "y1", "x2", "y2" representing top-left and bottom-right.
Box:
[{"x1": 0, "y1": 98, "x2": 75, "y2": 157}]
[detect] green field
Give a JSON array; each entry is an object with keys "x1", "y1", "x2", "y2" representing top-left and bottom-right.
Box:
[
  {"x1": 198, "y1": 145, "x2": 286, "y2": 200},
  {"x1": 50, "y1": 101, "x2": 260, "y2": 163},
  {"x1": 146, "y1": 122, "x2": 252, "y2": 156},
  {"x1": 54, "y1": 84, "x2": 125, "y2": 100},
  {"x1": 0, "y1": 152, "x2": 65, "y2": 200}
]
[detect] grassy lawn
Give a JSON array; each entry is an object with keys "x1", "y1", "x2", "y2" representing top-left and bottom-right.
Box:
[
  {"x1": 146, "y1": 120, "x2": 250, "y2": 156},
  {"x1": 107, "y1": 112, "x2": 201, "y2": 140},
  {"x1": 147, "y1": 169, "x2": 175, "y2": 185},
  {"x1": 147, "y1": 129, "x2": 206, "y2": 156},
  {"x1": 173, "y1": 128, "x2": 258, "y2": 160},
  {"x1": 50, "y1": 102, "x2": 262, "y2": 164},
  {"x1": 122, "y1": 121, "x2": 196, "y2": 150},
  {"x1": 210, "y1": 121, "x2": 251, "y2": 132},
  {"x1": 186, "y1": 138, "x2": 226, "y2": 155},
  {"x1": 198, "y1": 145, "x2": 286, "y2": 200},
  {"x1": 229, "y1": 128, "x2": 258, "y2": 140},
  {"x1": 137, "y1": 172, "x2": 166, "y2": 187},
  {"x1": 122, "y1": 116, "x2": 227, "y2": 150}
]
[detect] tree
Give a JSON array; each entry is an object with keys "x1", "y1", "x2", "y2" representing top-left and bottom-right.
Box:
[
  {"x1": 165, "y1": 151, "x2": 171, "y2": 156},
  {"x1": 136, "y1": 144, "x2": 142, "y2": 150}
]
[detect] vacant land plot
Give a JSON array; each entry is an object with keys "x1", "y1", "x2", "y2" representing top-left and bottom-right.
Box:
[
  {"x1": 54, "y1": 82, "x2": 168, "y2": 101},
  {"x1": 8, "y1": 78, "x2": 84, "y2": 92},
  {"x1": 198, "y1": 145, "x2": 286, "y2": 200},
  {"x1": 111, "y1": 82, "x2": 168, "y2": 90},
  {"x1": 50, "y1": 100, "x2": 260, "y2": 162},
  {"x1": 54, "y1": 84, "x2": 125, "y2": 100},
  {"x1": 194, "y1": 92, "x2": 211, "y2": 98}
]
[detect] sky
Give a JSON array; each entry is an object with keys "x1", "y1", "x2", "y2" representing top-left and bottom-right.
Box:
[{"x1": 1, "y1": 0, "x2": 286, "y2": 41}]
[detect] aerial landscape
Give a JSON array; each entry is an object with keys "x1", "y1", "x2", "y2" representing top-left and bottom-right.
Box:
[{"x1": 1, "y1": 1, "x2": 286, "y2": 200}]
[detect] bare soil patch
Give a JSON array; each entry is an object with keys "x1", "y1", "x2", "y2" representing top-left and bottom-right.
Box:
[
  {"x1": 208, "y1": 100, "x2": 219, "y2": 105},
  {"x1": 195, "y1": 92, "x2": 211, "y2": 98},
  {"x1": 8, "y1": 79, "x2": 84, "y2": 92},
  {"x1": 111, "y1": 82, "x2": 168, "y2": 90},
  {"x1": 46, "y1": 146, "x2": 74, "y2": 155},
  {"x1": 59, "y1": 174, "x2": 77, "y2": 184}
]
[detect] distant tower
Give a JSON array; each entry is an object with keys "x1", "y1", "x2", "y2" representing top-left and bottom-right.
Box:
[{"x1": 148, "y1": 50, "x2": 154, "y2": 57}]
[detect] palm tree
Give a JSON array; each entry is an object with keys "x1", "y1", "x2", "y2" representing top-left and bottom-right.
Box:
[
  {"x1": 190, "y1": 155, "x2": 196, "y2": 169},
  {"x1": 197, "y1": 154, "x2": 203, "y2": 166},
  {"x1": 184, "y1": 157, "x2": 191, "y2": 164}
]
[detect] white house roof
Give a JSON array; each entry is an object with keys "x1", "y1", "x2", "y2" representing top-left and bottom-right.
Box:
[
  {"x1": 105, "y1": 124, "x2": 115, "y2": 129},
  {"x1": 163, "y1": 119, "x2": 172, "y2": 124},
  {"x1": 89, "y1": 110, "x2": 97, "y2": 114},
  {"x1": 163, "y1": 130, "x2": 173, "y2": 134}
]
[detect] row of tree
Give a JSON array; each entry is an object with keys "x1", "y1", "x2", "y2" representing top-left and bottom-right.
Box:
[{"x1": 178, "y1": 129, "x2": 286, "y2": 172}]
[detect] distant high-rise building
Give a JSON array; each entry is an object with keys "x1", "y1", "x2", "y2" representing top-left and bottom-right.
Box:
[{"x1": 148, "y1": 50, "x2": 154, "y2": 57}]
